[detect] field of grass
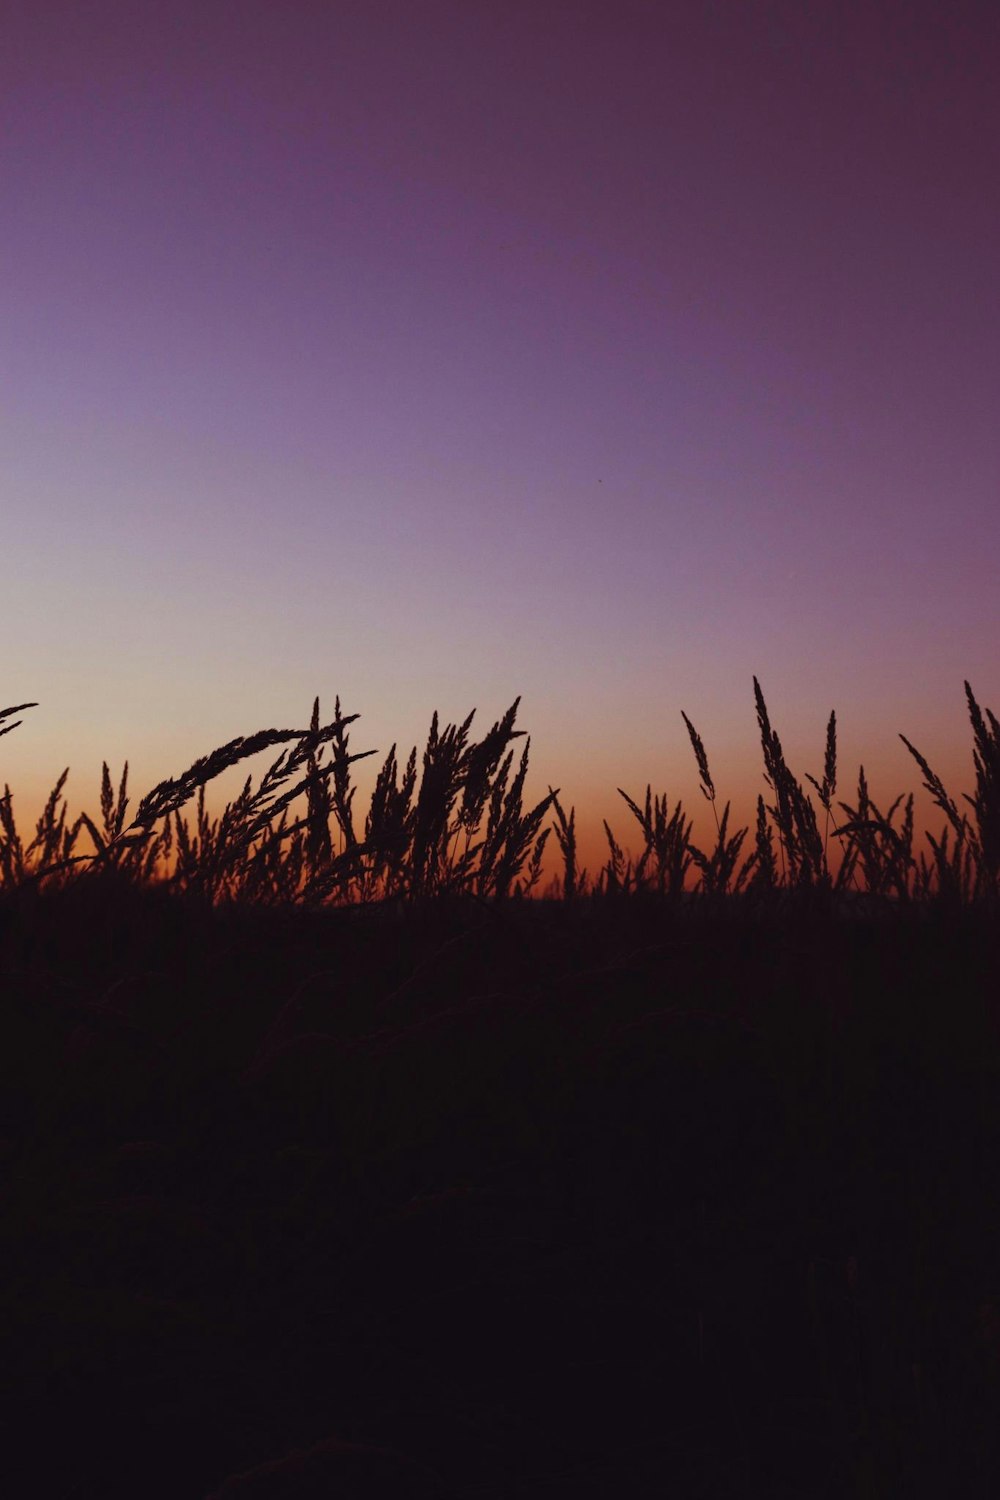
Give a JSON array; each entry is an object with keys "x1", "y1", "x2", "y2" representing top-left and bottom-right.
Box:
[
  {"x1": 2, "y1": 684, "x2": 999, "y2": 1496},
  {"x1": 2, "y1": 677, "x2": 999, "y2": 907}
]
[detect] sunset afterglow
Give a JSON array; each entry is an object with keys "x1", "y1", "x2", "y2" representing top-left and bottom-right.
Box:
[{"x1": 3, "y1": 1, "x2": 996, "y2": 877}]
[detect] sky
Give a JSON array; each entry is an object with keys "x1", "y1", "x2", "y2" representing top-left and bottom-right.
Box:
[{"x1": 2, "y1": 0, "x2": 998, "y2": 874}]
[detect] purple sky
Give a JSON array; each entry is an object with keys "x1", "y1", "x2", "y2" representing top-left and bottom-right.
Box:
[{"x1": 3, "y1": 0, "x2": 998, "y2": 866}]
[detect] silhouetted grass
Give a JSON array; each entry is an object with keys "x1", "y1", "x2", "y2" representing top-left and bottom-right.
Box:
[
  {"x1": 3, "y1": 681, "x2": 1000, "y2": 1496},
  {"x1": 4, "y1": 677, "x2": 998, "y2": 908}
]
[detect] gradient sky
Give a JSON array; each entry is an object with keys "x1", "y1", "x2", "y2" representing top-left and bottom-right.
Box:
[{"x1": 3, "y1": 0, "x2": 998, "y2": 872}]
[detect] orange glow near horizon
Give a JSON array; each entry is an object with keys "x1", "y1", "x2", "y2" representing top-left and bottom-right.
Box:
[{"x1": 2, "y1": 679, "x2": 991, "y2": 895}]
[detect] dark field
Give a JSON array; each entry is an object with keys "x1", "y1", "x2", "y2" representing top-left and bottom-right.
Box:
[
  {"x1": 3, "y1": 680, "x2": 999, "y2": 1492},
  {"x1": 3, "y1": 884, "x2": 999, "y2": 1498}
]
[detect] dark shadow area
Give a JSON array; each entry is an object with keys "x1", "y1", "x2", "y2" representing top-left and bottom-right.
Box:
[{"x1": 3, "y1": 886, "x2": 999, "y2": 1496}]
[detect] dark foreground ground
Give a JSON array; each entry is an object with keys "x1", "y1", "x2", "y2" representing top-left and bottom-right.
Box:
[{"x1": 3, "y1": 882, "x2": 999, "y2": 1497}]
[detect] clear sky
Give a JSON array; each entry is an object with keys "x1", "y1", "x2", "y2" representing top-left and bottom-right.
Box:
[{"x1": 3, "y1": 0, "x2": 998, "y2": 872}]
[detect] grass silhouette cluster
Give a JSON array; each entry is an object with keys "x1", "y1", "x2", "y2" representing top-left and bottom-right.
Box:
[
  {"x1": 2, "y1": 679, "x2": 999, "y2": 908},
  {"x1": 3, "y1": 682, "x2": 1000, "y2": 1497}
]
